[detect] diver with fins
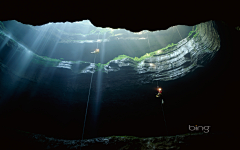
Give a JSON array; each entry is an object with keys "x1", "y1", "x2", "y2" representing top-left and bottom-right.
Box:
[
  {"x1": 91, "y1": 49, "x2": 100, "y2": 54},
  {"x1": 156, "y1": 86, "x2": 164, "y2": 104}
]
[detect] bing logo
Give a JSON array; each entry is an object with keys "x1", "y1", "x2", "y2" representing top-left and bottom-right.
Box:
[{"x1": 189, "y1": 125, "x2": 211, "y2": 133}]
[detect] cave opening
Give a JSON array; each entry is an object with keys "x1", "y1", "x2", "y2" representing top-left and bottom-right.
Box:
[{"x1": 0, "y1": 20, "x2": 193, "y2": 64}]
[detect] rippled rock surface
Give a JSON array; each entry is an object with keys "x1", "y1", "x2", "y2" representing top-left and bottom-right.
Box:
[{"x1": 51, "y1": 21, "x2": 220, "y2": 84}]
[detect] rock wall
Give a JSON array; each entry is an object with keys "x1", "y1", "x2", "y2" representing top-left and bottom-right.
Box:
[{"x1": 104, "y1": 21, "x2": 220, "y2": 83}]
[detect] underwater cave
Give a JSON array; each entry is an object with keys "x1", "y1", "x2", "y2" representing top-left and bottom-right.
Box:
[{"x1": 0, "y1": 15, "x2": 239, "y2": 150}]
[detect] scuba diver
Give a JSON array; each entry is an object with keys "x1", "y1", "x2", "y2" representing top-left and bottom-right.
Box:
[
  {"x1": 91, "y1": 49, "x2": 100, "y2": 54},
  {"x1": 156, "y1": 86, "x2": 164, "y2": 104}
]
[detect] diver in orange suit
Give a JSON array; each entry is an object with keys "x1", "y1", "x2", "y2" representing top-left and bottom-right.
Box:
[{"x1": 91, "y1": 49, "x2": 99, "y2": 54}]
